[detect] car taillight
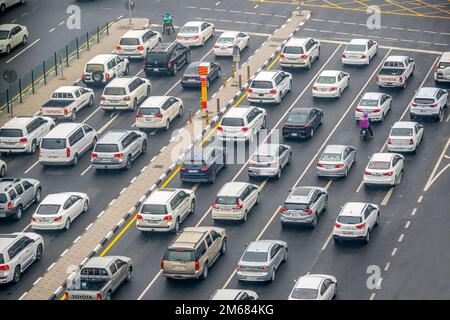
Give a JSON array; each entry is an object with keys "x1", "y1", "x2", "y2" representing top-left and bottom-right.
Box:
[
  {"x1": 123, "y1": 96, "x2": 131, "y2": 101},
  {"x1": 114, "y1": 153, "x2": 124, "y2": 158},
  {"x1": 100, "y1": 96, "x2": 106, "y2": 100},
  {"x1": 214, "y1": 45, "x2": 220, "y2": 48},
  {"x1": 227, "y1": 45, "x2": 233, "y2": 48},
  {"x1": 411, "y1": 103, "x2": 417, "y2": 107},
  {"x1": 361, "y1": 54, "x2": 366, "y2": 59},
  {"x1": 259, "y1": 266, "x2": 269, "y2": 270},
  {"x1": 32, "y1": 215, "x2": 36, "y2": 221},
  {"x1": 81, "y1": 72, "x2": 85, "y2": 79},
  {"x1": 200, "y1": 167, "x2": 209, "y2": 171},
  {"x1": 115, "y1": 45, "x2": 122, "y2": 50},
  {"x1": 143, "y1": 60, "x2": 148, "y2": 67},
  {"x1": 176, "y1": 36, "x2": 182, "y2": 40},
  {"x1": 356, "y1": 107, "x2": 363, "y2": 112},
  {"x1": 373, "y1": 108, "x2": 381, "y2": 113},
  {"x1": 388, "y1": 138, "x2": 392, "y2": 144},
  {"x1": 195, "y1": 260, "x2": 200, "y2": 271},
  {"x1": 7, "y1": 202, "x2": 12, "y2": 210},
  {"x1": 217, "y1": 126, "x2": 223, "y2": 131},
  {"x1": 335, "y1": 164, "x2": 344, "y2": 168},
  {"x1": 429, "y1": 104, "x2": 437, "y2": 108},
  {"x1": 91, "y1": 152, "x2": 98, "y2": 158},
  {"x1": 313, "y1": 86, "x2": 318, "y2": 90},
  {"x1": 399, "y1": 76, "x2": 404, "y2": 83},
  {"x1": 212, "y1": 201, "x2": 218, "y2": 209},
  {"x1": 167, "y1": 60, "x2": 173, "y2": 68},
  {"x1": 330, "y1": 86, "x2": 337, "y2": 91},
  {"x1": 334, "y1": 222, "x2": 341, "y2": 228},
  {"x1": 66, "y1": 148, "x2": 70, "y2": 157},
  {"x1": 38, "y1": 148, "x2": 42, "y2": 157},
  {"x1": 316, "y1": 163, "x2": 324, "y2": 168},
  {"x1": 19, "y1": 137, "x2": 28, "y2": 143},
  {"x1": 356, "y1": 223, "x2": 366, "y2": 229},
  {"x1": 63, "y1": 108, "x2": 69, "y2": 115},
  {"x1": 54, "y1": 216, "x2": 62, "y2": 222},
  {"x1": 241, "y1": 127, "x2": 249, "y2": 132},
  {"x1": 193, "y1": 36, "x2": 199, "y2": 40},
  {"x1": 247, "y1": 88, "x2": 253, "y2": 93},
  {"x1": 136, "y1": 114, "x2": 143, "y2": 118},
  {"x1": 235, "y1": 200, "x2": 243, "y2": 210},
  {"x1": 136, "y1": 214, "x2": 143, "y2": 221},
  {"x1": 235, "y1": 264, "x2": 242, "y2": 269},
  {"x1": 376, "y1": 75, "x2": 379, "y2": 81},
  {"x1": 364, "y1": 170, "x2": 372, "y2": 175},
  {"x1": 97, "y1": 292, "x2": 102, "y2": 300},
  {"x1": 154, "y1": 114, "x2": 163, "y2": 118},
  {"x1": 161, "y1": 260, "x2": 164, "y2": 269},
  {"x1": 300, "y1": 54, "x2": 308, "y2": 60},
  {"x1": 409, "y1": 138, "x2": 414, "y2": 145},
  {"x1": 279, "y1": 207, "x2": 287, "y2": 213},
  {"x1": 163, "y1": 215, "x2": 173, "y2": 221},
  {"x1": 434, "y1": 66, "x2": 438, "y2": 72},
  {"x1": 383, "y1": 171, "x2": 393, "y2": 176},
  {"x1": 280, "y1": 53, "x2": 285, "y2": 58},
  {"x1": 0, "y1": 265, "x2": 9, "y2": 271},
  {"x1": 304, "y1": 209, "x2": 312, "y2": 214},
  {"x1": 342, "y1": 53, "x2": 347, "y2": 58},
  {"x1": 105, "y1": 73, "x2": 111, "y2": 79},
  {"x1": 180, "y1": 166, "x2": 186, "y2": 171},
  {"x1": 137, "y1": 45, "x2": 144, "y2": 51},
  {"x1": 269, "y1": 89, "x2": 277, "y2": 94}
]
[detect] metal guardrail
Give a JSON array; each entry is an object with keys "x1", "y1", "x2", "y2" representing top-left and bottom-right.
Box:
[{"x1": 0, "y1": 21, "x2": 113, "y2": 116}]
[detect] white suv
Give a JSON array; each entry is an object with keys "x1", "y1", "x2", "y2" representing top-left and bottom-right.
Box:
[
  {"x1": 218, "y1": 106, "x2": 266, "y2": 143},
  {"x1": 0, "y1": 116, "x2": 55, "y2": 154},
  {"x1": 0, "y1": 232, "x2": 44, "y2": 284},
  {"x1": 410, "y1": 87, "x2": 448, "y2": 122},
  {"x1": 135, "y1": 96, "x2": 183, "y2": 131},
  {"x1": 212, "y1": 182, "x2": 260, "y2": 222},
  {"x1": 136, "y1": 188, "x2": 196, "y2": 233},
  {"x1": 333, "y1": 202, "x2": 380, "y2": 244},
  {"x1": 434, "y1": 51, "x2": 450, "y2": 84},
  {"x1": 279, "y1": 37, "x2": 320, "y2": 69},
  {"x1": 101, "y1": 76, "x2": 151, "y2": 111},
  {"x1": 82, "y1": 54, "x2": 129, "y2": 86},
  {"x1": 114, "y1": 28, "x2": 161, "y2": 59},
  {"x1": 247, "y1": 70, "x2": 292, "y2": 104}
]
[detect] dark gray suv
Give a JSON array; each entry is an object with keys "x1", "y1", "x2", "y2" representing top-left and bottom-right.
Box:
[{"x1": 0, "y1": 178, "x2": 42, "y2": 220}]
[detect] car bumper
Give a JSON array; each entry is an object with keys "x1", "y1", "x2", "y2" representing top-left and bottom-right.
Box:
[
  {"x1": 387, "y1": 144, "x2": 416, "y2": 152},
  {"x1": 212, "y1": 209, "x2": 245, "y2": 220},
  {"x1": 434, "y1": 73, "x2": 450, "y2": 82},
  {"x1": 217, "y1": 133, "x2": 250, "y2": 142},
  {"x1": 0, "y1": 209, "x2": 16, "y2": 218},
  {"x1": 316, "y1": 167, "x2": 347, "y2": 177},
  {"x1": 279, "y1": 59, "x2": 308, "y2": 68},
  {"x1": 237, "y1": 270, "x2": 271, "y2": 282},
  {"x1": 136, "y1": 121, "x2": 165, "y2": 129},
  {"x1": 355, "y1": 111, "x2": 383, "y2": 121},
  {"x1": 312, "y1": 89, "x2": 339, "y2": 98},
  {"x1": 333, "y1": 229, "x2": 367, "y2": 240},
  {"x1": 0, "y1": 271, "x2": 13, "y2": 284},
  {"x1": 282, "y1": 129, "x2": 309, "y2": 138},
  {"x1": 101, "y1": 103, "x2": 132, "y2": 110},
  {"x1": 136, "y1": 221, "x2": 175, "y2": 232},
  {"x1": 31, "y1": 221, "x2": 65, "y2": 230},
  {"x1": 410, "y1": 110, "x2": 440, "y2": 118},
  {"x1": 0, "y1": 146, "x2": 28, "y2": 153},
  {"x1": 180, "y1": 173, "x2": 213, "y2": 183},
  {"x1": 177, "y1": 39, "x2": 202, "y2": 47},
  {"x1": 39, "y1": 159, "x2": 72, "y2": 166},
  {"x1": 377, "y1": 81, "x2": 402, "y2": 87},
  {"x1": 248, "y1": 167, "x2": 278, "y2": 177},
  {"x1": 363, "y1": 176, "x2": 395, "y2": 186},
  {"x1": 145, "y1": 67, "x2": 172, "y2": 74},
  {"x1": 213, "y1": 49, "x2": 233, "y2": 56},
  {"x1": 114, "y1": 51, "x2": 146, "y2": 59},
  {"x1": 163, "y1": 270, "x2": 202, "y2": 279},
  {"x1": 280, "y1": 214, "x2": 314, "y2": 224},
  {"x1": 247, "y1": 94, "x2": 277, "y2": 103},
  {"x1": 181, "y1": 80, "x2": 201, "y2": 87},
  {"x1": 342, "y1": 58, "x2": 368, "y2": 65}
]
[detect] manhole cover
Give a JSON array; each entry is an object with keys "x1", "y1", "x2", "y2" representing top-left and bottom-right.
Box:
[{"x1": 153, "y1": 164, "x2": 164, "y2": 169}]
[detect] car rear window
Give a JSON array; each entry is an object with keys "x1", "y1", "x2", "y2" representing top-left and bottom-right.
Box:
[
  {"x1": 250, "y1": 80, "x2": 273, "y2": 89},
  {"x1": 251, "y1": 155, "x2": 273, "y2": 163},
  {"x1": 41, "y1": 138, "x2": 67, "y2": 149},
  {"x1": 216, "y1": 196, "x2": 238, "y2": 205},
  {"x1": 104, "y1": 87, "x2": 126, "y2": 96},
  {"x1": 185, "y1": 64, "x2": 200, "y2": 74},
  {"x1": 94, "y1": 144, "x2": 119, "y2": 153},
  {"x1": 391, "y1": 128, "x2": 413, "y2": 136},
  {"x1": 283, "y1": 46, "x2": 304, "y2": 54},
  {"x1": 36, "y1": 204, "x2": 60, "y2": 215},
  {"x1": 337, "y1": 215, "x2": 362, "y2": 224},
  {"x1": 241, "y1": 251, "x2": 267, "y2": 263},
  {"x1": 378, "y1": 68, "x2": 404, "y2": 76},
  {"x1": 413, "y1": 98, "x2": 435, "y2": 105},
  {"x1": 368, "y1": 161, "x2": 390, "y2": 170},
  {"x1": 147, "y1": 52, "x2": 168, "y2": 62},
  {"x1": 383, "y1": 61, "x2": 405, "y2": 68},
  {"x1": 221, "y1": 117, "x2": 244, "y2": 127},
  {"x1": 320, "y1": 153, "x2": 341, "y2": 161},
  {"x1": 284, "y1": 203, "x2": 309, "y2": 211},
  {"x1": 119, "y1": 38, "x2": 140, "y2": 45},
  {"x1": 0, "y1": 129, "x2": 23, "y2": 137},
  {"x1": 78, "y1": 280, "x2": 108, "y2": 291},
  {"x1": 217, "y1": 37, "x2": 234, "y2": 44},
  {"x1": 0, "y1": 193, "x2": 7, "y2": 204},
  {"x1": 138, "y1": 107, "x2": 161, "y2": 115},
  {"x1": 438, "y1": 62, "x2": 450, "y2": 69},
  {"x1": 164, "y1": 249, "x2": 195, "y2": 261},
  {"x1": 180, "y1": 26, "x2": 199, "y2": 33},
  {"x1": 80, "y1": 268, "x2": 108, "y2": 276},
  {"x1": 141, "y1": 204, "x2": 168, "y2": 215},
  {"x1": 291, "y1": 288, "x2": 318, "y2": 299},
  {"x1": 345, "y1": 44, "x2": 366, "y2": 52},
  {"x1": 85, "y1": 64, "x2": 104, "y2": 73},
  {"x1": 287, "y1": 114, "x2": 308, "y2": 123},
  {"x1": 316, "y1": 76, "x2": 336, "y2": 84},
  {"x1": 359, "y1": 99, "x2": 379, "y2": 107}
]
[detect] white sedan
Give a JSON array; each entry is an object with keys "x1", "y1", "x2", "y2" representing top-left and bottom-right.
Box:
[
  {"x1": 31, "y1": 192, "x2": 89, "y2": 231},
  {"x1": 213, "y1": 31, "x2": 249, "y2": 56},
  {"x1": 342, "y1": 39, "x2": 378, "y2": 65},
  {"x1": 135, "y1": 96, "x2": 183, "y2": 131},
  {"x1": 0, "y1": 24, "x2": 28, "y2": 55},
  {"x1": 388, "y1": 121, "x2": 424, "y2": 153},
  {"x1": 289, "y1": 274, "x2": 337, "y2": 300},
  {"x1": 355, "y1": 92, "x2": 392, "y2": 122},
  {"x1": 312, "y1": 70, "x2": 350, "y2": 98},
  {"x1": 176, "y1": 21, "x2": 215, "y2": 47},
  {"x1": 364, "y1": 153, "x2": 404, "y2": 187}
]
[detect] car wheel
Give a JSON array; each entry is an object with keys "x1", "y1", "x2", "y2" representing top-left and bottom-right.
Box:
[
  {"x1": 333, "y1": 237, "x2": 340, "y2": 244},
  {"x1": 6, "y1": 45, "x2": 11, "y2": 55},
  {"x1": 178, "y1": 106, "x2": 183, "y2": 117},
  {"x1": 172, "y1": 63, "x2": 178, "y2": 76},
  {"x1": 190, "y1": 199, "x2": 195, "y2": 214},
  {"x1": 124, "y1": 65, "x2": 129, "y2": 75},
  {"x1": 344, "y1": 167, "x2": 348, "y2": 177},
  {"x1": 216, "y1": 68, "x2": 221, "y2": 80},
  {"x1": 306, "y1": 59, "x2": 311, "y2": 70},
  {"x1": 309, "y1": 128, "x2": 314, "y2": 138},
  {"x1": 72, "y1": 154, "x2": 79, "y2": 166},
  {"x1": 311, "y1": 215, "x2": 318, "y2": 228},
  {"x1": 64, "y1": 218, "x2": 71, "y2": 231},
  {"x1": 22, "y1": 35, "x2": 28, "y2": 45},
  {"x1": 221, "y1": 238, "x2": 227, "y2": 255},
  {"x1": 333, "y1": 285, "x2": 337, "y2": 299},
  {"x1": 242, "y1": 210, "x2": 248, "y2": 222},
  {"x1": 320, "y1": 115, "x2": 323, "y2": 125},
  {"x1": 337, "y1": 89, "x2": 342, "y2": 98},
  {"x1": 261, "y1": 117, "x2": 267, "y2": 129},
  {"x1": 201, "y1": 264, "x2": 208, "y2": 280},
  {"x1": 173, "y1": 218, "x2": 180, "y2": 233},
  {"x1": 165, "y1": 120, "x2": 170, "y2": 131},
  {"x1": 88, "y1": 96, "x2": 94, "y2": 106},
  {"x1": 146, "y1": 86, "x2": 151, "y2": 98},
  {"x1": 283, "y1": 249, "x2": 288, "y2": 262},
  {"x1": 210, "y1": 172, "x2": 216, "y2": 184},
  {"x1": 375, "y1": 213, "x2": 380, "y2": 226},
  {"x1": 125, "y1": 156, "x2": 132, "y2": 170},
  {"x1": 201, "y1": 37, "x2": 205, "y2": 47},
  {"x1": 126, "y1": 267, "x2": 132, "y2": 282},
  {"x1": 271, "y1": 269, "x2": 276, "y2": 282},
  {"x1": 71, "y1": 110, "x2": 77, "y2": 121},
  {"x1": 83, "y1": 200, "x2": 89, "y2": 213},
  {"x1": 35, "y1": 244, "x2": 43, "y2": 262},
  {"x1": 29, "y1": 140, "x2": 37, "y2": 154},
  {"x1": 438, "y1": 109, "x2": 444, "y2": 122},
  {"x1": 141, "y1": 140, "x2": 147, "y2": 154},
  {"x1": 13, "y1": 266, "x2": 21, "y2": 284},
  {"x1": 34, "y1": 188, "x2": 42, "y2": 203},
  {"x1": 91, "y1": 137, "x2": 97, "y2": 149},
  {"x1": 0, "y1": 4, "x2": 5, "y2": 13},
  {"x1": 364, "y1": 230, "x2": 370, "y2": 244},
  {"x1": 256, "y1": 193, "x2": 260, "y2": 205},
  {"x1": 106, "y1": 291, "x2": 112, "y2": 300},
  {"x1": 132, "y1": 99, "x2": 138, "y2": 112},
  {"x1": 275, "y1": 94, "x2": 281, "y2": 105},
  {"x1": 287, "y1": 152, "x2": 292, "y2": 165},
  {"x1": 323, "y1": 197, "x2": 328, "y2": 211},
  {"x1": 276, "y1": 168, "x2": 282, "y2": 179},
  {"x1": 12, "y1": 206, "x2": 23, "y2": 221},
  {"x1": 0, "y1": 165, "x2": 5, "y2": 177}
]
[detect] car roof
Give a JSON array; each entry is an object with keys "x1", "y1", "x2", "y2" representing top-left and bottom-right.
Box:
[
  {"x1": 152, "y1": 42, "x2": 175, "y2": 52},
  {"x1": 392, "y1": 121, "x2": 416, "y2": 129},
  {"x1": 0, "y1": 24, "x2": 20, "y2": 31},
  {"x1": 348, "y1": 39, "x2": 369, "y2": 45},
  {"x1": 319, "y1": 70, "x2": 341, "y2": 77},
  {"x1": 105, "y1": 77, "x2": 135, "y2": 87},
  {"x1": 295, "y1": 275, "x2": 326, "y2": 289},
  {"x1": 385, "y1": 55, "x2": 408, "y2": 62},
  {"x1": 247, "y1": 240, "x2": 274, "y2": 252},
  {"x1": 285, "y1": 37, "x2": 311, "y2": 46},
  {"x1": 218, "y1": 182, "x2": 250, "y2": 196},
  {"x1": 2, "y1": 116, "x2": 36, "y2": 129},
  {"x1": 40, "y1": 193, "x2": 73, "y2": 204},
  {"x1": 0, "y1": 234, "x2": 19, "y2": 251},
  {"x1": 341, "y1": 202, "x2": 367, "y2": 216},
  {"x1": 143, "y1": 189, "x2": 178, "y2": 205},
  {"x1": 370, "y1": 152, "x2": 394, "y2": 162},
  {"x1": 255, "y1": 144, "x2": 280, "y2": 156},
  {"x1": 323, "y1": 144, "x2": 347, "y2": 153},
  {"x1": 53, "y1": 86, "x2": 82, "y2": 94},
  {"x1": 87, "y1": 54, "x2": 117, "y2": 64},
  {"x1": 416, "y1": 87, "x2": 439, "y2": 97},
  {"x1": 290, "y1": 108, "x2": 313, "y2": 115},
  {"x1": 223, "y1": 106, "x2": 251, "y2": 118},
  {"x1": 361, "y1": 92, "x2": 383, "y2": 100},
  {"x1": 219, "y1": 31, "x2": 239, "y2": 38},
  {"x1": 253, "y1": 70, "x2": 280, "y2": 81},
  {"x1": 121, "y1": 28, "x2": 149, "y2": 38},
  {"x1": 211, "y1": 289, "x2": 242, "y2": 299},
  {"x1": 44, "y1": 123, "x2": 82, "y2": 138},
  {"x1": 170, "y1": 227, "x2": 215, "y2": 249},
  {"x1": 0, "y1": 178, "x2": 23, "y2": 192},
  {"x1": 98, "y1": 130, "x2": 130, "y2": 144},
  {"x1": 440, "y1": 51, "x2": 450, "y2": 60},
  {"x1": 183, "y1": 21, "x2": 204, "y2": 27},
  {"x1": 287, "y1": 187, "x2": 314, "y2": 203},
  {"x1": 140, "y1": 96, "x2": 170, "y2": 107}
]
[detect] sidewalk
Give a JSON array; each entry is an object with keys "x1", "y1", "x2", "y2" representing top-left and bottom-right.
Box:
[{"x1": 22, "y1": 11, "x2": 311, "y2": 300}]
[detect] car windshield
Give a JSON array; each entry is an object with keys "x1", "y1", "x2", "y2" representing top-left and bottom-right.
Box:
[
  {"x1": 346, "y1": 44, "x2": 366, "y2": 52},
  {"x1": 221, "y1": 117, "x2": 244, "y2": 127},
  {"x1": 183, "y1": 160, "x2": 205, "y2": 166},
  {"x1": 287, "y1": 114, "x2": 308, "y2": 122},
  {"x1": 316, "y1": 76, "x2": 336, "y2": 84},
  {"x1": 185, "y1": 64, "x2": 200, "y2": 74},
  {"x1": 78, "y1": 280, "x2": 108, "y2": 291},
  {"x1": 359, "y1": 99, "x2": 379, "y2": 107},
  {"x1": 217, "y1": 37, "x2": 234, "y2": 44},
  {"x1": 216, "y1": 196, "x2": 238, "y2": 205},
  {"x1": 391, "y1": 128, "x2": 413, "y2": 136},
  {"x1": 283, "y1": 46, "x2": 304, "y2": 54},
  {"x1": 0, "y1": 128, "x2": 23, "y2": 137},
  {"x1": 138, "y1": 107, "x2": 160, "y2": 115},
  {"x1": 251, "y1": 80, "x2": 273, "y2": 89},
  {"x1": 180, "y1": 26, "x2": 199, "y2": 33},
  {"x1": 36, "y1": 204, "x2": 61, "y2": 215},
  {"x1": 337, "y1": 215, "x2": 362, "y2": 224},
  {"x1": 164, "y1": 249, "x2": 195, "y2": 261},
  {"x1": 414, "y1": 98, "x2": 435, "y2": 105},
  {"x1": 141, "y1": 204, "x2": 168, "y2": 215},
  {"x1": 104, "y1": 87, "x2": 126, "y2": 96},
  {"x1": 119, "y1": 38, "x2": 140, "y2": 45},
  {"x1": 0, "y1": 193, "x2": 7, "y2": 204},
  {"x1": 85, "y1": 64, "x2": 104, "y2": 73},
  {"x1": 0, "y1": 30, "x2": 9, "y2": 40},
  {"x1": 284, "y1": 203, "x2": 309, "y2": 210},
  {"x1": 320, "y1": 153, "x2": 341, "y2": 161},
  {"x1": 368, "y1": 161, "x2": 390, "y2": 170},
  {"x1": 147, "y1": 52, "x2": 168, "y2": 62},
  {"x1": 94, "y1": 144, "x2": 119, "y2": 153},
  {"x1": 291, "y1": 288, "x2": 318, "y2": 299},
  {"x1": 242, "y1": 251, "x2": 268, "y2": 263},
  {"x1": 251, "y1": 155, "x2": 273, "y2": 163},
  {"x1": 41, "y1": 138, "x2": 67, "y2": 149}
]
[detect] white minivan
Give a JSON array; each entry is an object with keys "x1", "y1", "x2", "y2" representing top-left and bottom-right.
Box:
[{"x1": 39, "y1": 123, "x2": 97, "y2": 166}]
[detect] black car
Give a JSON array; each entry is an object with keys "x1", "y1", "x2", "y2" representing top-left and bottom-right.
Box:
[
  {"x1": 181, "y1": 61, "x2": 221, "y2": 88},
  {"x1": 144, "y1": 42, "x2": 190, "y2": 76},
  {"x1": 282, "y1": 108, "x2": 323, "y2": 139}
]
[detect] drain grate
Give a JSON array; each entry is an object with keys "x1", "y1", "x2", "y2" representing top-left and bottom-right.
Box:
[
  {"x1": 153, "y1": 164, "x2": 164, "y2": 169},
  {"x1": 270, "y1": 37, "x2": 285, "y2": 42}
]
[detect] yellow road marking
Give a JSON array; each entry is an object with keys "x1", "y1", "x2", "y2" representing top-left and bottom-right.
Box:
[{"x1": 413, "y1": 0, "x2": 450, "y2": 15}]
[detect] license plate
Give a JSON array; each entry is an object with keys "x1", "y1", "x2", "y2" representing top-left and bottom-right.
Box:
[
  {"x1": 326, "y1": 165, "x2": 334, "y2": 169},
  {"x1": 189, "y1": 170, "x2": 198, "y2": 173},
  {"x1": 174, "y1": 266, "x2": 185, "y2": 271},
  {"x1": 291, "y1": 133, "x2": 298, "y2": 136},
  {"x1": 4, "y1": 142, "x2": 15, "y2": 145},
  {"x1": 343, "y1": 231, "x2": 353, "y2": 235},
  {"x1": 259, "y1": 94, "x2": 264, "y2": 97},
  {"x1": 146, "y1": 219, "x2": 159, "y2": 223},
  {"x1": 437, "y1": 74, "x2": 443, "y2": 79},
  {"x1": 154, "y1": 68, "x2": 159, "y2": 71}
]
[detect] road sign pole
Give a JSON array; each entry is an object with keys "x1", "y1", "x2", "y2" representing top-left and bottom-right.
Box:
[{"x1": 198, "y1": 64, "x2": 209, "y2": 118}]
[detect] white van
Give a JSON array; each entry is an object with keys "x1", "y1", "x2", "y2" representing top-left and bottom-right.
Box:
[{"x1": 39, "y1": 123, "x2": 97, "y2": 166}]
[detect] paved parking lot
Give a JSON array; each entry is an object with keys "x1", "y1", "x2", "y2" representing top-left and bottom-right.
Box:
[{"x1": 0, "y1": 0, "x2": 449, "y2": 301}]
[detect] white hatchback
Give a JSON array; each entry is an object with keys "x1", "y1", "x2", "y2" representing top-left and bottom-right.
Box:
[
  {"x1": 388, "y1": 121, "x2": 423, "y2": 153},
  {"x1": 312, "y1": 70, "x2": 349, "y2": 98},
  {"x1": 214, "y1": 31, "x2": 249, "y2": 56},
  {"x1": 135, "y1": 96, "x2": 183, "y2": 131},
  {"x1": 176, "y1": 21, "x2": 215, "y2": 47},
  {"x1": 355, "y1": 92, "x2": 392, "y2": 121},
  {"x1": 31, "y1": 192, "x2": 89, "y2": 231},
  {"x1": 363, "y1": 153, "x2": 404, "y2": 187},
  {"x1": 342, "y1": 39, "x2": 378, "y2": 65}
]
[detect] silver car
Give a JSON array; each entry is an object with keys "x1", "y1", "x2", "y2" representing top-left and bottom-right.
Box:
[
  {"x1": 91, "y1": 130, "x2": 147, "y2": 170},
  {"x1": 236, "y1": 240, "x2": 288, "y2": 282},
  {"x1": 289, "y1": 274, "x2": 337, "y2": 300},
  {"x1": 248, "y1": 143, "x2": 292, "y2": 179},
  {"x1": 280, "y1": 186, "x2": 328, "y2": 228},
  {"x1": 316, "y1": 145, "x2": 356, "y2": 177}
]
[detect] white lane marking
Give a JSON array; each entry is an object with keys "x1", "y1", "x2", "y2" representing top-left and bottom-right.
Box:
[
  {"x1": 49, "y1": 28, "x2": 56, "y2": 33},
  {"x1": 60, "y1": 249, "x2": 69, "y2": 257},
  {"x1": 321, "y1": 232, "x2": 333, "y2": 251},
  {"x1": 117, "y1": 15, "x2": 123, "y2": 20},
  {"x1": 11, "y1": 18, "x2": 17, "y2": 23},
  {"x1": 33, "y1": 277, "x2": 42, "y2": 286},
  {"x1": 21, "y1": 11, "x2": 29, "y2": 17},
  {"x1": 73, "y1": 236, "x2": 82, "y2": 244},
  {"x1": 24, "y1": 161, "x2": 39, "y2": 174},
  {"x1": 80, "y1": 165, "x2": 92, "y2": 176},
  {"x1": 369, "y1": 293, "x2": 376, "y2": 300},
  {"x1": 356, "y1": 181, "x2": 364, "y2": 193},
  {"x1": 18, "y1": 292, "x2": 27, "y2": 300},
  {"x1": 423, "y1": 137, "x2": 450, "y2": 191},
  {"x1": 324, "y1": 179, "x2": 333, "y2": 190},
  {"x1": 137, "y1": 270, "x2": 162, "y2": 300},
  {"x1": 215, "y1": 1, "x2": 221, "y2": 5},
  {"x1": 120, "y1": 187, "x2": 127, "y2": 195},
  {"x1": 398, "y1": 234, "x2": 404, "y2": 242},
  {"x1": 254, "y1": 4, "x2": 259, "y2": 8},
  {"x1": 97, "y1": 114, "x2": 119, "y2": 134},
  {"x1": 59, "y1": 21, "x2": 65, "y2": 26},
  {"x1": 384, "y1": 262, "x2": 391, "y2": 271},
  {"x1": 411, "y1": 208, "x2": 417, "y2": 216},
  {"x1": 405, "y1": 220, "x2": 411, "y2": 229},
  {"x1": 391, "y1": 248, "x2": 398, "y2": 256},
  {"x1": 85, "y1": 223, "x2": 93, "y2": 231},
  {"x1": 417, "y1": 196, "x2": 423, "y2": 203},
  {"x1": 97, "y1": 210, "x2": 105, "y2": 218},
  {"x1": 6, "y1": 39, "x2": 41, "y2": 64},
  {"x1": 47, "y1": 262, "x2": 56, "y2": 271},
  {"x1": 21, "y1": 223, "x2": 31, "y2": 233},
  {"x1": 423, "y1": 30, "x2": 437, "y2": 34},
  {"x1": 108, "y1": 199, "x2": 116, "y2": 207}
]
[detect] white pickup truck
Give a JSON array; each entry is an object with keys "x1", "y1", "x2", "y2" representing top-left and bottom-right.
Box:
[
  {"x1": 41, "y1": 86, "x2": 94, "y2": 121},
  {"x1": 376, "y1": 56, "x2": 415, "y2": 88}
]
